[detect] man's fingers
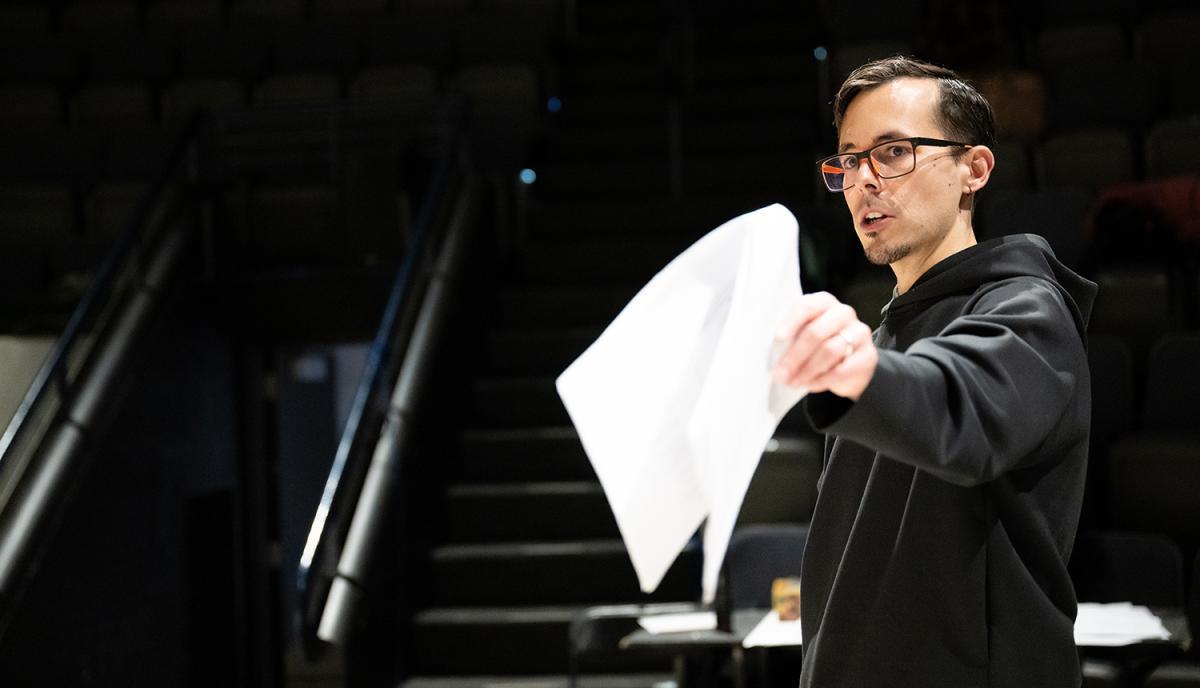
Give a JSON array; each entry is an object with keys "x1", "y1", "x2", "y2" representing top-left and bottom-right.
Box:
[
  {"x1": 805, "y1": 322, "x2": 877, "y2": 400},
  {"x1": 774, "y1": 292, "x2": 839, "y2": 342},
  {"x1": 775, "y1": 301, "x2": 858, "y2": 383}
]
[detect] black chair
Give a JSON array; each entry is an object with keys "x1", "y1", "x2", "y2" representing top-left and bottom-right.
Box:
[
  {"x1": 1143, "y1": 550, "x2": 1200, "y2": 686},
  {"x1": 723, "y1": 523, "x2": 808, "y2": 611},
  {"x1": 1089, "y1": 268, "x2": 1175, "y2": 366},
  {"x1": 1135, "y1": 11, "x2": 1200, "y2": 117},
  {"x1": 977, "y1": 188, "x2": 1092, "y2": 269},
  {"x1": 1071, "y1": 531, "x2": 1185, "y2": 607},
  {"x1": 721, "y1": 524, "x2": 808, "y2": 688},
  {"x1": 1047, "y1": 60, "x2": 1158, "y2": 135},
  {"x1": 1036, "y1": 128, "x2": 1135, "y2": 195},
  {"x1": 1144, "y1": 118, "x2": 1200, "y2": 179},
  {"x1": 1141, "y1": 333, "x2": 1200, "y2": 434},
  {"x1": 1107, "y1": 334, "x2": 1200, "y2": 545},
  {"x1": 1073, "y1": 531, "x2": 1188, "y2": 688}
]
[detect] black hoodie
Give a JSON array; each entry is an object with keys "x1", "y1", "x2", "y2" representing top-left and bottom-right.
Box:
[{"x1": 799, "y1": 234, "x2": 1098, "y2": 688}]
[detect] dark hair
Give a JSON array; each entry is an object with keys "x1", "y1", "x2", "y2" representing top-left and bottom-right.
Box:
[{"x1": 832, "y1": 55, "x2": 996, "y2": 149}]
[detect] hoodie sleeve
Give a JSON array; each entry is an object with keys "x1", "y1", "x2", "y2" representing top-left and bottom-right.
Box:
[{"x1": 805, "y1": 277, "x2": 1087, "y2": 487}]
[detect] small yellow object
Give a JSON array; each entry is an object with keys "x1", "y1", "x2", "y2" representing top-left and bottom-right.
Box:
[{"x1": 771, "y1": 577, "x2": 802, "y2": 621}]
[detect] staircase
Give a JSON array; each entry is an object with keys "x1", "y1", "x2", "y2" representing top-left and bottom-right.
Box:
[{"x1": 400, "y1": 2, "x2": 824, "y2": 684}]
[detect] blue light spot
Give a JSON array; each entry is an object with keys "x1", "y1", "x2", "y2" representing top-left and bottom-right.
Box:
[
  {"x1": 546, "y1": 96, "x2": 562, "y2": 113},
  {"x1": 519, "y1": 168, "x2": 537, "y2": 185},
  {"x1": 814, "y1": 46, "x2": 828, "y2": 62}
]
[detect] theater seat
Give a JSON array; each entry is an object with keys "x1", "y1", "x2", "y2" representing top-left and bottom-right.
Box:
[
  {"x1": 1144, "y1": 118, "x2": 1200, "y2": 179},
  {"x1": 252, "y1": 73, "x2": 341, "y2": 106},
  {"x1": 145, "y1": 0, "x2": 224, "y2": 38},
  {"x1": 1037, "y1": 128, "x2": 1135, "y2": 194},
  {"x1": 1070, "y1": 531, "x2": 1184, "y2": 607},
  {"x1": 1073, "y1": 531, "x2": 1188, "y2": 688},
  {"x1": 161, "y1": 78, "x2": 246, "y2": 128},
  {"x1": 723, "y1": 523, "x2": 808, "y2": 611},
  {"x1": 0, "y1": 86, "x2": 63, "y2": 132},
  {"x1": 1143, "y1": 552, "x2": 1200, "y2": 685},
  {"x1": 1088, "y1": 268, "x2": 1174, "y2": 361},
  {"x1": 348, "y1": 65, "x2": 438, "y2": 103},
  {"x1": 72, "y1": 82, "x2": 156, "y2": 132}
]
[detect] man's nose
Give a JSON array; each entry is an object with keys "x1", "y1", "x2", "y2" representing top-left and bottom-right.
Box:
[{"x1": 851, "y1": 157, "x2": 882, "y2": 189}]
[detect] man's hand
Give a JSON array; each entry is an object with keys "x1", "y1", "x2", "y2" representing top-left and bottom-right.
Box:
[{"x1": 773, "y1": 292, "x2": 878, "y2": 401}]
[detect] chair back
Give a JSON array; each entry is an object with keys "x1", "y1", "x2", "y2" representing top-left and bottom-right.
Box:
[{"x1": 724, "y1": 523, "x2": 808, "y2": 610}]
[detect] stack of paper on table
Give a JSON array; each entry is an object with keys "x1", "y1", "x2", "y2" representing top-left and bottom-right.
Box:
[
  {"x1": 743, "y1": 610, "x2": 804, "y2": 648},
  {"x1": 1074, "y1": 602, "x2": 1172, "y2": 646},
  {"x1": 556, "y1": 204, "x2": 806, "y2": 604},
  {"x1": 637, "y1": 611, "x2": 719, "y2": 634}
]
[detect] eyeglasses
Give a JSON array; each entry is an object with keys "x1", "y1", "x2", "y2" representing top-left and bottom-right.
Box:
[{"x1": 817, "y1": 137, "x2": 973, "y2": 192}]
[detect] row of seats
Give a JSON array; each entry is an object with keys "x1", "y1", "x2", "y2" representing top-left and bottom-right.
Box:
[
  {"x1": 0, "y1": 0, "x2": 561, "y2": 36},
  {"x1": 822, "y1": 46, "x2": 1194, "y2": 139},
  {"x1": 0, "y1": 182, "x2": 163, "y2": 244},
  {"x1": 987, "y1": 123, "x2": 1198, "y2": 193},
  {"x1": 1086, "y1": 333, "x2": 1200, "y2": 539},
  {"x1": 5, "y1": 72, "x2": 1196, "y2": 184},
  {"x1": 0, "y1": 15, "x2": 554, "y2": 87},
  {"x1": 0, "y1": 66, "x2": 507, "y2": 132}
]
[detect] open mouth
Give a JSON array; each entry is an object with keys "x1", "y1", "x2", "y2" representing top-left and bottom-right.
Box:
[{"x1": 862, "y1": 211, "x2": 890, "y2": 228}]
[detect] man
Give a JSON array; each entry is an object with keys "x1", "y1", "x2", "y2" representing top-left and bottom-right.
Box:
[{"x1": 772, "y1": 56, "x2": 1097, "y2": 687}]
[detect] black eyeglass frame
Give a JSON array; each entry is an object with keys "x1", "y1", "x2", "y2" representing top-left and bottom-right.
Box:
[{"x1": 817, "y1": 136, "x2": 974, "y2": 192}]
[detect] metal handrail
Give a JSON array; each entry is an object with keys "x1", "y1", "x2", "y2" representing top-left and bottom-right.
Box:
[
  {"x1": 0, "y1": 113, "x2": 202, "y2": 474},
  {"x1": 296, "y1": 121, "x2": 470, "y2": 656},
  {"x1": 0, "y1": 114, "x2": 203, "y2": 632},
  {"x1": 318, "y1": 174, "x2": 475, "y2": 647}
]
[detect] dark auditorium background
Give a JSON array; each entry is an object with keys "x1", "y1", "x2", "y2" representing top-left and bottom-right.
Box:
[{"x1": 0, "y1": 0, "x2": 1196, "y2": 687}]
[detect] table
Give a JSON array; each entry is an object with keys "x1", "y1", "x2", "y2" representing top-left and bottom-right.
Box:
[
  {"x1": 619, "y1": 609, "x2": 776, "y2": 688},
  {"x1": 620, "y1": 606, "x2": 1191, "y2": 688}
]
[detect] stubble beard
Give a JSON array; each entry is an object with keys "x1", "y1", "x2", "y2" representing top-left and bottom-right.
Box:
[{"x1": 863, "y1": 240, "x2": 912, "y2": 266}]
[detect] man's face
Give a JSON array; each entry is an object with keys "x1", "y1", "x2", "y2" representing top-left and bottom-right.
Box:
[{"x1": 837, "y1": 77, "x2": 972, "y2": 267}]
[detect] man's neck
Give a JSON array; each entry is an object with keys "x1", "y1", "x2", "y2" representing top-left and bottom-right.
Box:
[{"x1": 893, "y1": 224, "x2": 977, "y2": 294}]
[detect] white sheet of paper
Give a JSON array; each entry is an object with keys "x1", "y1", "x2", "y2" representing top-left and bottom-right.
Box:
[
  {"x1": 742, "y1": 610, "x2": 804, "y2": 648},
  {"x1": 637, "y1": 611, "x2": 719, "y2": 634},
  {"x1": 556, "y1": 204, "x2": 806, "y2": 603},
  {"x1": 1074, "y1": 602, "x2": 1171, "y2": 646}
]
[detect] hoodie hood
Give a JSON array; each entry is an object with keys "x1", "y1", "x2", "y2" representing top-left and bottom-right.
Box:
[{"x1": 881, "y1": 234, "x2": 1097, "y2": 344}]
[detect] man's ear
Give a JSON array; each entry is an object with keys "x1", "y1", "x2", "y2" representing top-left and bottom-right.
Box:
[{"x1": 965, "y1": 145, "x2": 995, "y2": 194}]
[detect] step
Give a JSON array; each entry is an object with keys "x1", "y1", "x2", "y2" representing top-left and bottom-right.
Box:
[
  {"x1": 469, "y1": 377, "x2": 568, "y2": 428},
  {"x1": 445, "y1": 481, "x2": 617, "y2": 542},
  {"x1": 409, "y1": 606, "x2": 673, "y2": 675},
  {"x1": 401, "y1": 674, "x2": 676, "y2": 688},
  {"x1": 482, "y1": 328, "x2": 599, "y2": 377},
  {"x1": 410, "y1": 606, "x2": 582, "y2": 675},
  {"x1": 457, "y1": 428, "x2": 594, "y2": 483},
  {"x1": 493, "y1": 286, "x2": 638, "y2": 330},
  {"x1": 429, "y1": 540, "x2": 701, "y2": 606}
]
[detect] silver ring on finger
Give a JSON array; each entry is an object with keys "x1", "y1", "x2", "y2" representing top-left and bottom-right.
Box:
[{"x1": 838, "y1": 330, "x2": 854, "y2": 361}]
